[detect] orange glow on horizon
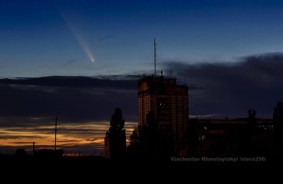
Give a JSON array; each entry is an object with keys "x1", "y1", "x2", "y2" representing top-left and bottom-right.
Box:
[{"x1": 0, "y1": 120, "x2": 136, "y2": 153}]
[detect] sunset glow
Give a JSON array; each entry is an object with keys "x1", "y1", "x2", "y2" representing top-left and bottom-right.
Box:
[{"x1": 0, "y1": 120, "x2": 136, "y2": 155}]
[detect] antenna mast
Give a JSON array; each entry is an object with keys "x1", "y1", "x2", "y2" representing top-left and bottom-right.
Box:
[
  {"x1": 55, "y1": 115, "x2": 57, "y2": 152},
  {"x1": 154, "y1": 38, "x2": 157, "y2": 76},
  {"x1": 33, "y1": 142, "x2": 35, "y2": 156}
]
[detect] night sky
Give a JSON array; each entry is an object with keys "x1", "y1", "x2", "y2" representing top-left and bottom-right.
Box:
[{"x1": 0, "y1": 0, "x2": 283, "y2": 155}]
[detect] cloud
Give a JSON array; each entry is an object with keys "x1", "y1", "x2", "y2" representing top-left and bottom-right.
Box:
[
  {"x1": 86, "y1": 137, "x2": 98, "y2": 142},
  {"x1": 164, "y1": 53, "x2": 283, "y2": 118},
  {"x1": 0, "y1": 75, "x2": 139, "y2": 123},
  {"x1": 0, "y1": 75, "x2": 140, "y2": 90},
  {"x1": 57, "y1": 139, "x2": 81, "y2": 143},
  {"x1": 0, "y1": 135, "x2": 44, "y2": 140}
]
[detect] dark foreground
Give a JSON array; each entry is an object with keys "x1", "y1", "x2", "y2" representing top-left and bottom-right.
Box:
[{"x1": 0, "y1": 154, "x2": 279, "y2": 170}]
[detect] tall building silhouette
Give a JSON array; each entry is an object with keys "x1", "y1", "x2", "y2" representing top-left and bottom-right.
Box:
[{"x1": 138, "y1": 75, "x2": 189, "y2": 154}]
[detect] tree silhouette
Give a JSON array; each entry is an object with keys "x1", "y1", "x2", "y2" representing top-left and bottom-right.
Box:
[
  {"x1": 105, "y1": 108, "x2": 126, "y2": 159},
  {"x1": 240, "y1": 109, "x2": 258, "y2": 156},
  {"x1": 127, "y1": 111, "x2": 158, "y2": 159},
  {"x1": 140, "y1": 110, "x2": 158, "y2": 159},
  {"x1": 248, "y1": 109, "x2": 257, "y2": 132},
  {"x1": 128, "y1": 110, "x2": 174, "y2": 160},
  {"x1": 273, "y1": 102, "x2": 283, "y2": 159},
  {"x1": 273, "y1": 102, "x2": 283, "y2": 135},
  {"x1": 127, "y1": 129, "x2": 143, "y2": 159}
]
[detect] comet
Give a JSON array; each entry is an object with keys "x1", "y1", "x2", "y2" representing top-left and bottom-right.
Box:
[
  {"x1": 75, "y1": 32, "x2": 95, "y2": 63},
  {"x1": 61, "y1": 13, "x2": 95, "y2": 62}
]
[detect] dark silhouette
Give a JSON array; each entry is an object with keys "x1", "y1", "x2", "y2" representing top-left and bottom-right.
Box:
[
  {"x1": 127, "y1": 129, "x2": 143, "y2": 159},
  {"x1": 248, "y1": 109, "x2": 257, "y2": 129},
  {"x1": 241, "y1": 109, "x2": 257, "y2": 156},
  {"x1": 34, "y1": 149, "x2": 64, "y2": 159},
  {"x1": 137, "y1": 110, "x2": 158, "y2": 159},
  {"x1": 104, "y1": 108, "x2": 126, "y2": 159},
  {"x1": 186, "y1": 119, "x2": 199, "y2": 156},
  {"x1": 273, "y1": 102, "x2": 283, "y2": 137},
  {"x1": 127, "y1": 110, "x2": 174, "y2": 160},
  {"x1": 137, "y1": 76, "x2": 188, "y2": 157},
  {"x1": 184, "y1": 107, "x2": 276, "y2": 159},
  {"x1": 16, "y1": 149, "x2": 27, "y2": 157},
  {"x1": 273, "y1": 102, "x2": 283, "y2": 160}
]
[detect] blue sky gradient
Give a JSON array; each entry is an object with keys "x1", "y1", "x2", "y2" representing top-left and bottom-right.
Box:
[{"x1": 1, "y1": 0, "x2": 283, "y2": 77}]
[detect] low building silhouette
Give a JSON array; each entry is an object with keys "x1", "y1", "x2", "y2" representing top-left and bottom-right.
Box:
[
  {"x1": 16, "y1": 149, "x2": 27, "y2": 157},
  {"x1": 34, "y1": 149, "x2": 64, "y2": 158},
  {"x1": 186, "y1": 118, "x2": 274, "y2": 157}
]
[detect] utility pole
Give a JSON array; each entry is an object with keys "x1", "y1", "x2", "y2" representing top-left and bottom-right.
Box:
[
  {"x1": 32, "y1": 142, "x2": 35, "y2": 156},
  {"x1": 154, "y1": 38, "x2": 157, "y2": 76},
  {"x1": 55, "y1": 115, "x2": 57, "y2": 152}
]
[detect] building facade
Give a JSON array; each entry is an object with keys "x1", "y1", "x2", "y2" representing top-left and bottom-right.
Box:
[
  {"x1": 138, "y1": 75, "x2": 189, "y2": 154},
  {"x1": 187, "y1": 118, "x2": 274, "y2": 157}
]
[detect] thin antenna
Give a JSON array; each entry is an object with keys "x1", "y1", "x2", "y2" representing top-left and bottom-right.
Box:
[
  {"x1": 154, "y1": 38, "x2": 157, "y2": 76},
  {"x1": 55, "y1": 114, "x2": 57, "y2": 152}
]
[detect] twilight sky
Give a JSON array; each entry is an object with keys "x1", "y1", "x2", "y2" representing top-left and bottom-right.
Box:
[
  {"x1": 1, "y1": 0, "x2": 283, "y2": 77},
  {"x1": 0, "y1": 0, "x2": 283, "y2": 155}
]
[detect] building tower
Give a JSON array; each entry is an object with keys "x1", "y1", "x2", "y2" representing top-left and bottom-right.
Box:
[{"x1": 137, "y1": 39, "x2": 189, "y2": 155}]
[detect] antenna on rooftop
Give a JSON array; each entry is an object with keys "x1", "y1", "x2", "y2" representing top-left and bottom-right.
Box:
[{"x1": 154, "y1": 38, "x2": 157, "y2": 76}]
